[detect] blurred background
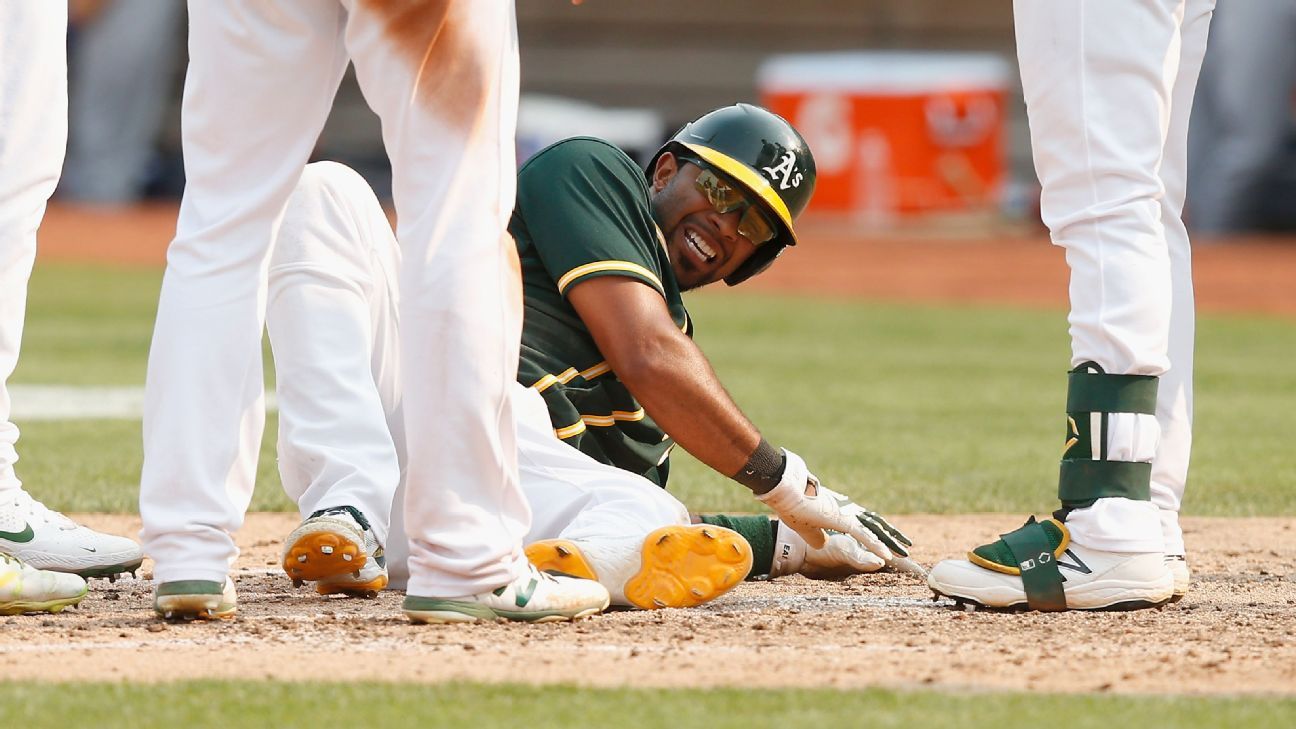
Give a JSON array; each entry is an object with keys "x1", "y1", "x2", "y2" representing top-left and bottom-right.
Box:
[{"x1": 56, "y1": 0, "x2": 1296, "y2": 235}]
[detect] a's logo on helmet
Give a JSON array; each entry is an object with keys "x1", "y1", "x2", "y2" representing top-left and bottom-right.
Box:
[{"x1": 762, "y1": 151, "x2": 803, "y2": 191}]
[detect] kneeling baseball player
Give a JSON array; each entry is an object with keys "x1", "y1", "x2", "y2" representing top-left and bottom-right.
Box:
[{"x1": 266, "y1": 104, "x2": 913, "y2": 613}]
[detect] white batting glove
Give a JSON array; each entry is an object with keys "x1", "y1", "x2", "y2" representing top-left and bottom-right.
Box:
[
  {"x1": 770, "y1": 520, "x2": 886, "y2": 579},
  {"x1": 754, "y1": 449, "x2": 894, "y2": 560}
]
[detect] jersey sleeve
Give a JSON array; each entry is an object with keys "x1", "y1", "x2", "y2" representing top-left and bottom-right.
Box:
[{"x1": 515, "y1": 138, "x2": 667, "y2": 298}]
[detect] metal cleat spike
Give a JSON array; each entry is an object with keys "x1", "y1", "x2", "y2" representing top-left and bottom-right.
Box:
[
  {"x1": 297, "y1": 554, "x2": 308, "y2": 563},
  {"x1": 690, "y1": 588, "x2": 704, "y2": 597},
  {"x1": 108, "y1": 573, "x2": 118, "y2": 583},
  {"x1": 292, "y1": 579, "x2": 304, "y2": 588},
  {"x1": 555, "y1": 545, "x2": 571, "y2": 557},
  {"x1": 656, "y1": 534, "x2": 670, "y2": 546},
  {"x1": 342, "y1": 553, "x2": 353, "y2": 562},
  {"x1": 652, "y1": 597, "x2": 667, "y2": 608},
  {"x1": 701, "y1": 529, "x2": 714, "y2": 539},
  {"x1": 320, "y1": 546, "x2": 334, "y2": 555}
]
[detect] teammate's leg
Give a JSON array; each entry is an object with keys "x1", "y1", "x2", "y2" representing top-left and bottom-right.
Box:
[
  {"x1": 0, "y1": 1, "x2": 141, "y2": 584},
  {"x1": 1155, "y1": 0, "x2": 1215, "y2": 599},
  {"x1": 929, "y1": 0, "x2": 1213, "y2": 611},
  {"x1": 267, "y1": 162, "x2": 403, "y2": 597},
  {"x1": 341, "y1": 0, "x2": 607, "y2": 622},
  {"x1": 141, "y1": 1, "x2": 351, "y2": 620}
]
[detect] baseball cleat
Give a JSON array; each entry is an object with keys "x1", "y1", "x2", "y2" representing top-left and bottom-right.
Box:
[
  {"x1": 402, "y1": 564, "x2": 609, "y2": 624},
  {"x1": 927, "y1": 516, "x2": 1174, "y2": 612},
  {"x1": 0, "y1": 490, "x2": 143, "y2": 579},
  {"x1": 0, "y1": 553, "x2": 88, "y2": 616},
  {"x1": 153, "y1": 579, "x2": 238, "y2": 621},
  {"x1": 1166, "y1": 554, "x2": 1190, "y2": 603},
  {"x1": 525, "y1": 524, "x2": 753, "y2": 610},
  {"x1": 282, "y1": 506, "x2": 388, "y2": 598}
]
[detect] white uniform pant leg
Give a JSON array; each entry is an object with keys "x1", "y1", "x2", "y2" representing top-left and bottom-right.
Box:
[
  {"x1": 0, "y1": 2, "x2": 67, "y2": 497},
  {"x1": 1154, "y1": 0, "x2": 1214, "y2": 557},
  {"x1": 386, "y1": 383, "x2": 691, "y2": 591},
  {"x1": 1013, "y1": 0, "x2": 1212, "y2": 552},
  {"x1": 340, "y1": 0, "x2": 530, "y2": 596},
  {"x1": 267, "y1": 163, "x2": 403, "y2": 545},
  {"x1": 140, "y1": 1, "x2": 351, "y2": 584}
]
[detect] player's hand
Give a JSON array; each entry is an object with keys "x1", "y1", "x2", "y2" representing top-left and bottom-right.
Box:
[
  {"x1": 754, "y1": 449, "x2": 894, "y2": 560},
  {"x1": 771, "y1": 520, "x2": 887, "y2": 579},
  {"x1": 814, "y1": 484, "x2": 913, "y2": 558}
]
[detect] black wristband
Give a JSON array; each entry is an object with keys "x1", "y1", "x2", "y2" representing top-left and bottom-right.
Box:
[{"x1": 732, "y1": 438, "x2": 786, "y2": 494}]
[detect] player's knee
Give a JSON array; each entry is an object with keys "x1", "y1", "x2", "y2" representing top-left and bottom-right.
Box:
[{"x1": 298, "y1": 160, "x2": 368, "y2": 198}]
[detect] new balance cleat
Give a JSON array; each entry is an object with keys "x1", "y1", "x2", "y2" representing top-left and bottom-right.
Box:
[
  {"x1": 0, "y1": 490, "x2": 143, "y2": 579},
  {"x1": 928, "y1": 516, "x2": 1174, "y2": 611},
  {"x1": 402, "y1": 564, "x2": 609, "y2": 624},
  {"x1": 153, "y1": 579, "x2": 237, "y2": 621},
  {"x1": 526, "y1": 524, "x2": 752, "y2": 610},
  {"x1": 283, "y1": 506, "x2": 388, "y2": 597},
  {"x1": 1166, "y1": 554, "x2": 1189, "y2": 603},
  {"x1": 0, "y1": 553, "x2": 88, "y2": 615}
]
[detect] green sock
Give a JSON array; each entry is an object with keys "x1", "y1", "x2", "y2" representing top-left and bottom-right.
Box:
[{"x1": 698, "y1": 514, "x2": 777, "y2": 578}]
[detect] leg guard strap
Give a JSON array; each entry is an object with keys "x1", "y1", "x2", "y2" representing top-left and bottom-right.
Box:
[
  {"x1": 1060, "y1": 362, "x2": 1157, "y2": 508},
  {"x1": 1058, "y1": 460, "x2": 1153, "y2": 509}
]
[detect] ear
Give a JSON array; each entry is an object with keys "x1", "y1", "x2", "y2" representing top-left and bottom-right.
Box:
[{"x1": 651, "y1": 152, "x2": 680, "y2": 193}]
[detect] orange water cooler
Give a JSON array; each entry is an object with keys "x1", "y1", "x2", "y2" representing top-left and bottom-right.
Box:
[{"x1": 759, "y1": 52, "x2": 1011, "y2": 223}]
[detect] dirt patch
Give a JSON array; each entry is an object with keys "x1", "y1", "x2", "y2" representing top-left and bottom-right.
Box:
[{"x1": 3, "y1": 513, "x2": 1292, "y2": 695}]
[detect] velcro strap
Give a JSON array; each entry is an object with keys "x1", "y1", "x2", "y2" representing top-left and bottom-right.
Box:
[
  {"x1": 1000, "y1": 518, "x2": 1066, "y2": 611},
  {"x1": 1066, "y1": 370, "x2": 1158, "y2": 414},
  {"x1": 1058, "y1": 460, "x2": 1153, "y2": 508}
]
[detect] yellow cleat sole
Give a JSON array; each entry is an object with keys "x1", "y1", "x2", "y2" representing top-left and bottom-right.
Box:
[
  {"x1": 316, "y1": 574, "x2": 389, "y2": 599},
  {"x1": 0, "y1": 593, "x2": 87, "y2": 616},
  {"x1": 527, "y1": 524, "x2": 753, "y2": 611},
  {"x1": 283, "y1": 531, "x2": 366, "y2": 585}
]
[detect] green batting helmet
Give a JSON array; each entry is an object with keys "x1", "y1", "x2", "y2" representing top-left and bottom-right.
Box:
[{"x1": 649, "y1": 103, "x2": 816, "y2": 286}]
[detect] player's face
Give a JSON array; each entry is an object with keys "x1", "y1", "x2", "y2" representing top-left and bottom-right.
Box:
[{"x1": 650, "y1": 153, "x2": 767, "y2": 291}]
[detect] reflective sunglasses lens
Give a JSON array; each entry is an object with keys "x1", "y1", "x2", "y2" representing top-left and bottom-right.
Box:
[
  {"x1": 695, "y1": 170, "x2": 744, "y2": 214},
  {"x1": 737, "y1": 208, "x2": 776, "y2": 245}
]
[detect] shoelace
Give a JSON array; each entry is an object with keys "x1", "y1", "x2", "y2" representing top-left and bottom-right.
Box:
[{"x1": 11, "y1": 491, "x2": 77, "y2": 531}]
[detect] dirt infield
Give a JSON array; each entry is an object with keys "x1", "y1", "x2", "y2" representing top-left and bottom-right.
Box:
[{"x1": 3, "y1": 513, "x2": 1293, "y2": 695}]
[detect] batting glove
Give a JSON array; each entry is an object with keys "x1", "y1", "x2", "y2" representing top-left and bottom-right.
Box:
[
  {"x1": 770, "y1": 520, "x2": 886, "y2": 579},
  {"x1": 754, "y1": 449, "x2": 894, "y2": 560}
]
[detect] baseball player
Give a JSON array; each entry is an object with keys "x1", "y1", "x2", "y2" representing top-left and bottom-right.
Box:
[
  {"x1": 928, "y1": 0, "x2": 1214, "y2": 610},
  {"x1": 0, "y1": 1, "x2": 142, "y2": 612},
  {"x1": 264, "y1": 104, "x2": 912, "y2": 611},
  {"x1": 139, "y1": 0, "x2": 609, "y2": 623}
]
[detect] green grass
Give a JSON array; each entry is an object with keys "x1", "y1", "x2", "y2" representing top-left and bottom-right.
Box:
[
  {"x1": 9, "y1": 264, "x2": 1296, "y2": 517},
  {"x1": 0, "y1": 682, "x2": 1293, "y2": 729}
]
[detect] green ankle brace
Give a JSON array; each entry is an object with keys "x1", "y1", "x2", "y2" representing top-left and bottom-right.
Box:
[
  {"x1": 698, "y1": 514, "x2": 775, "y2": 578},
  {"x1": 1059, "y1": 362, "x2": 1158, "y2": 509}
]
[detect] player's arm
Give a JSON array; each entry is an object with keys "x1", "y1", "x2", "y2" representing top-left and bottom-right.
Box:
[
  {"x1": 568, "y1": 275, "x2": 758, "y2": 477},
  {"x1": 568, "y1": 276, "x2": 905, "y2": 562}
]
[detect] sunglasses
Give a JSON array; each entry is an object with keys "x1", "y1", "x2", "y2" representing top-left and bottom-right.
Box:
[{"x1": 679, "y1": 156, "x2": 778, "y2": 246}]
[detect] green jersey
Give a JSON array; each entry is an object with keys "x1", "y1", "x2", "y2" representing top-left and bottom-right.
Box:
[{"x1": 510, "y1": 137, "x2": 690, "y2": 486}]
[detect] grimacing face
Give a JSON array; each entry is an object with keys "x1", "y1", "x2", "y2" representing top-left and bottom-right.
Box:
[{"x1": 649, "y1": 152, "x2": 761, "y2": 292}]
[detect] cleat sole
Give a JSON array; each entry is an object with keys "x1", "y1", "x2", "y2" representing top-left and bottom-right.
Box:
[
  {"x1": 283, "y1": 530, "x2": 366, "y2": 584},
  {"x1": 622, "y1": 525, "x2": 752, "y2": 610}
]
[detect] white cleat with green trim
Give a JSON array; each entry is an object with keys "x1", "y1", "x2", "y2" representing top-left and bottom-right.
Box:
[
  {"x1": 0, "y1": 553, "x2": 88, "y2": 615},
  {"x1": 928, "y1": 516, "x2": 1174, "y2": 611},
  {"x1": 0, "y1": 490, "x2": 143, "y2": 580},
  {"x1": 403, "y1": 564, "x2": 609, "y2": 624}
]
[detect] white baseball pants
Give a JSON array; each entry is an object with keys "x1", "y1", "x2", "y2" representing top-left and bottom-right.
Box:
[
  {"x1": 140, "y1": 1, "x2": 532, "y2": 597},
  {"x1": 265, "y1": 163, "x2": 690, "y2": 589},
  {"x1": 1014, "y1": 0, "x2": 1215, "y2": 554},
  {"x1": 0, "y1": 2, "x2": 67, "y2": 497}
]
